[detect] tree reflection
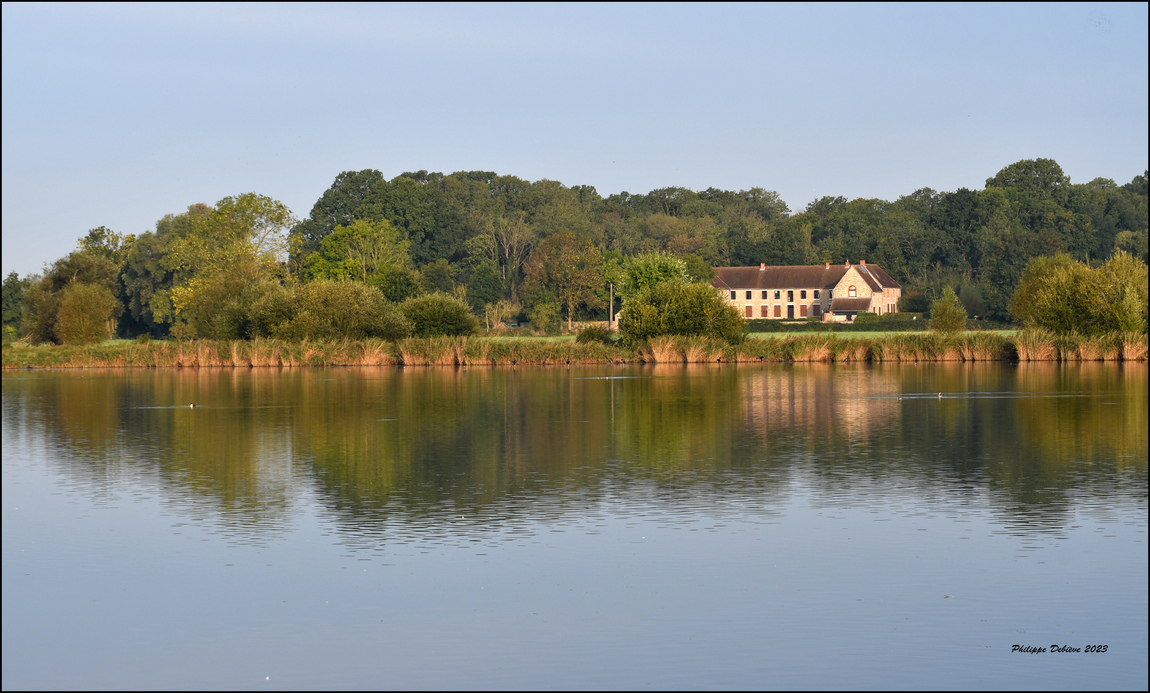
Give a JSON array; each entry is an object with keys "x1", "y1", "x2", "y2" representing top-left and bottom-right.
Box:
[{"x1": 3, "y1": 363, "x2": 1145, "y2": 534}]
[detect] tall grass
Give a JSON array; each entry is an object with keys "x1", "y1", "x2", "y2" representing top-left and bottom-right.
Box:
[
  {"x1": 1014, "y1": 329, "x2": 1058, "y2": 362},
  {"x1": 1121, "y1": 333, "x2": 1148, "y2": 361},
  {"x1": 3, "y1": 330, "x2": 1146, "y2": 369}
]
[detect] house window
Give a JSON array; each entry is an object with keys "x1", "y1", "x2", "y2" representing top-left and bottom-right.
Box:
[
  {"x1": 848, "y1": 286, "x2": 856, "y2": 297},
  {"x1": 787, "y1": 290, "x2": 794, "y2": 302},
  {"x1": 813, "y1": 305, "x2": 822, "y2": 316},
  {"x1": 760, "y1": 305, "x2": 768, "y2": 317},
  {"x1": 774, "y1": 290, "x2": 780, "y2": 299},
  {"x1": 761, "y1": 290, "x2": 768, "y2": 300},
  {"x1": 814, "y1": 290, "x2": 820, "y2": 299},
  {"x1": 746, "y1": 291, "x2": 752, "y2": 300},
  {"x1": 800, "y1": 290, "x2": 807, "y2": 300},
  {"x1": 730, "y1": 291, "x2": 736, "y2": 300},
  {"x1": 800, "y1": 305, "x2": 808, "y2": 317},
  {"x1": 774, "y1": 305, "x2": 781, "y2": 318},
  {"x1": 745, "y1": 306, "x2": 752, "y2": 318}
]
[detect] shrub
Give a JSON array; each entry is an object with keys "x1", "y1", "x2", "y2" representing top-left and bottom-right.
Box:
[
  {"x1": 1009, "y1": 252, "x2": 1148, "y2": 336},
  {"x1": 619, "y1": 253, "x2": 689, "y2": 298},
  {"x1": 274, "y1": 280, "x2": 410, "y2": 340},
  {"x1": 54, "y1": 283, "x2": 120, "y2": 345},
  {"x1": 576, "y1": 325, "x2": 615, "y2": 344},
  {"x1": 399, "y1": 292, "x2": 479, "y2": 337},
  {"x1": 526, "y1": 301, "x2": 562, "y2": 335},
  {"x1": 176, "y1": 263, "x2": 287, "y2": 340},
  {"x1": 929, "y1": 287, "x2": 967, "y2": 333},
  {"x1": 1096, "y1": 251, "x2": 1148, "y2": 334},
  {"x1": 375, "y1": 265, "x2": 423, "y2": 303},
  {"x1": 619, "y1": 281, "x2": 744, "y2": 346}
]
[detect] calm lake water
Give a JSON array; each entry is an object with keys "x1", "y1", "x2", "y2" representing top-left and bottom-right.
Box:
[{"x1": 2, "y1": 363, "x2": 1147, "y2": 690}]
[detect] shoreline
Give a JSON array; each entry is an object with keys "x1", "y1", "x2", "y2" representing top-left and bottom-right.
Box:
[{"x1": 3, "y1": 332, "x2": 1147, "y2": 369}]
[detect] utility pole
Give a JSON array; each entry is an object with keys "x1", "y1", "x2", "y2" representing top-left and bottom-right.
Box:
[{"x1": 609, "y1": 281, "x2": 614, "y2": 330}]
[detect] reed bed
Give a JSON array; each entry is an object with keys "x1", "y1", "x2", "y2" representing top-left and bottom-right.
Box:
[
  {"x1": 3, "y1": 331, "x2": 1147, "y2": 369},
  {"x1": 636, "y1": 336, "x2": 725, "y2": 363},
  {"x1": 786, "y1": 335, "x2": 832, "y2": 362},
  {"x1": 1121, "y1": 333, "x2": 1148, "y2": 361},
  {"x1": 1014, "y1": 329, "x2": 1058, "y2": 362},
  {"x1": 831, "y1": 338, "x2": 871, "y2": 363},
  {"x1": 724, "y1": 337, "x2": 791, "y2": 363}
]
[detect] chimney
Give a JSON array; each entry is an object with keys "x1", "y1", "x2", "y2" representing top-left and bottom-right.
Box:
[
  {"x1": 760, "y1": 263, "x2": 765, "y2": 271},
  {"x1": 844, "y1": 260, "x2": 850, "y2": 268},
  {"x1": 860, "y1": 259, "x2": 866, "y2": 267},
  {"x1": 824, "y1": 262, "x2": 830, "y2": 269}
]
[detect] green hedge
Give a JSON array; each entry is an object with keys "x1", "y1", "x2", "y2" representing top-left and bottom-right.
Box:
[{"x1": 744, "y1": 314, "x2": 928, "y2": 333}]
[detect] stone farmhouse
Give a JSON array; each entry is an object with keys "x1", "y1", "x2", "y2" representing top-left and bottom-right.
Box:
[{"x1": 712, "y1": 261, "x2": 901, "y2": 321}]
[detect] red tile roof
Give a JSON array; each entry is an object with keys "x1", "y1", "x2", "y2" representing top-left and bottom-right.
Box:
[
  {"x1": 712, "y1": 264, "x2": 901, "y2": 291},
  {"x1": 712, "y1": 265, "x2": 846, "y2": 291},
  {"x1": 828, "y1": 297, "x2": 873, "y2": 312}
]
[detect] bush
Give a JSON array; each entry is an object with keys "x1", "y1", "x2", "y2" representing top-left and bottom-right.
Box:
[
  {"x1": 54, "y1": 283, "x2": 121, "y2": 345},
  {"x1": 1096, "y1": 251, "x2": 1148, "y2": 334},
  {"x1": 399, "y1": 292, "x2": 479, "y2": 337},
  {"x1": 619, "y1": 281, "x2": 743, "y2": 346},
  {"x1": 272, "y1": 280, "x2": 410, "y2": 340},
  {"x1": 526, "y1": 301, "x2": 562, "y2": 335},
  {"x1": 375, "y1": 265, "x2": 423, "y2": 303},
  {"x1": 576, "y1": 325, "x2": 615, "y2": 344},
  {"x1": 177, "y1": 263, "x2": 285, "y2": 340},
  {"x1": 1010, "y1": 251, "x2": 1148, "y2": 335},
  {"x1": 929, "y1": 287, "x2": 968, "y2": 333}
]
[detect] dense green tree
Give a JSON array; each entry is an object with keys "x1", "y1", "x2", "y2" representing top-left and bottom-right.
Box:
[
  {"x1": 399, "y1": 293, "x2": 479, "y2": 337},
  {"x1": 1114, "y1": 229, "x2": 1149, "y2": 263},
  {"x1": 929, "y1": 287, "x2": 968, "y2": 333},
  {"x1": 466, "y1": 260, "x2": 503, "y2": 312},
  {"x1": 176, "y1": 261, "x2": 285, "y2": 340},
  {"x1": 375, "y1": 265, "x2": 423, "y2": 304},
  {"x1": 20, "y1": 246, "x2": 123, "y2": 344},
  {"x1": 53, "y1": 283, "x2": 120, "y2": 345},
  {"x1": 1095, "y1": 251, "x2": 1148, "y2": 334},
  {"x1": 262, "y1": 280, "x2": 410, "y2": 341},
  {"x1": 78, "y1": 226, "x2": 133, "y2": 265},
  {"x1": 521, "y1": 232, "x2": 605, "y2": 331},
  {"x1": 419, "y1": 259, "x2": 457, "y2": 294},
  {"x1": 618, "y1": 252, "x2": 689, "y2": 299},
  {"x1": 305, "y1": 218, "x2": 410, "y2": 282},
  {"x1": 1011, "y1": 251, "x2": 1148, "y2": 336},
  {"x1": 619, "y1": 281, "x2": 743, "y2": 346},
  {"x1": 361, "y1": 175, "x2": 467, "y2": 266},
  {"x1": 161, "y1": 194, "x2": 295, "y2": 331},
  {"x1": 22, "y1": 158, "x2": 1150, "y2": 340},
  {"x1": 985, "y1": 158, "x2": 1071, "y2": 203},
  {"x1": 289, "y1": 170, "x2": 385, "y2": 261},
  {"x1": 2, "y1": 272, "x2": 30, "y2": 338}
]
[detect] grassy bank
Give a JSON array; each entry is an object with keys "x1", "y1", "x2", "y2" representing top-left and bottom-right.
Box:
[{"x1": 2, "y1": 330, "x2": 1146, "y2": 369}]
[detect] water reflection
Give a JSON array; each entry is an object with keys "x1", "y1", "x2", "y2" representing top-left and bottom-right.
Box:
[{"x1": 2, "y1": 363, "x2": 1146, "y2": 541}]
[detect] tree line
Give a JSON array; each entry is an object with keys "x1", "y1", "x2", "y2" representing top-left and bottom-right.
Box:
[{"x1": 2, "y1": 158, "x2": 1147, "y2": 345}]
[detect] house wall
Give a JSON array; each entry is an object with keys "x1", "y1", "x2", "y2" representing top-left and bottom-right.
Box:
[
  {"x1": 831, "y1": 266, "x2": 902, "y2": 315},
  {"x1": 719, "y1": 264, "x2": 902, "y2": 318},
  {"x1": 723, "y1": 286, "x2": 829, "y2": 319}
]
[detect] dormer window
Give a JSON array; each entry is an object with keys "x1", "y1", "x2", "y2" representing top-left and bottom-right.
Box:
[{"x1": 848, "y1": 286, "x2": 856, "y2": 297}]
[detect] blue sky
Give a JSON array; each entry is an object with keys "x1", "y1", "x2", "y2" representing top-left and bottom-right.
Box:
[{"x1": 2, "y1": 2, "x2": 1146, "y2": 277}]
